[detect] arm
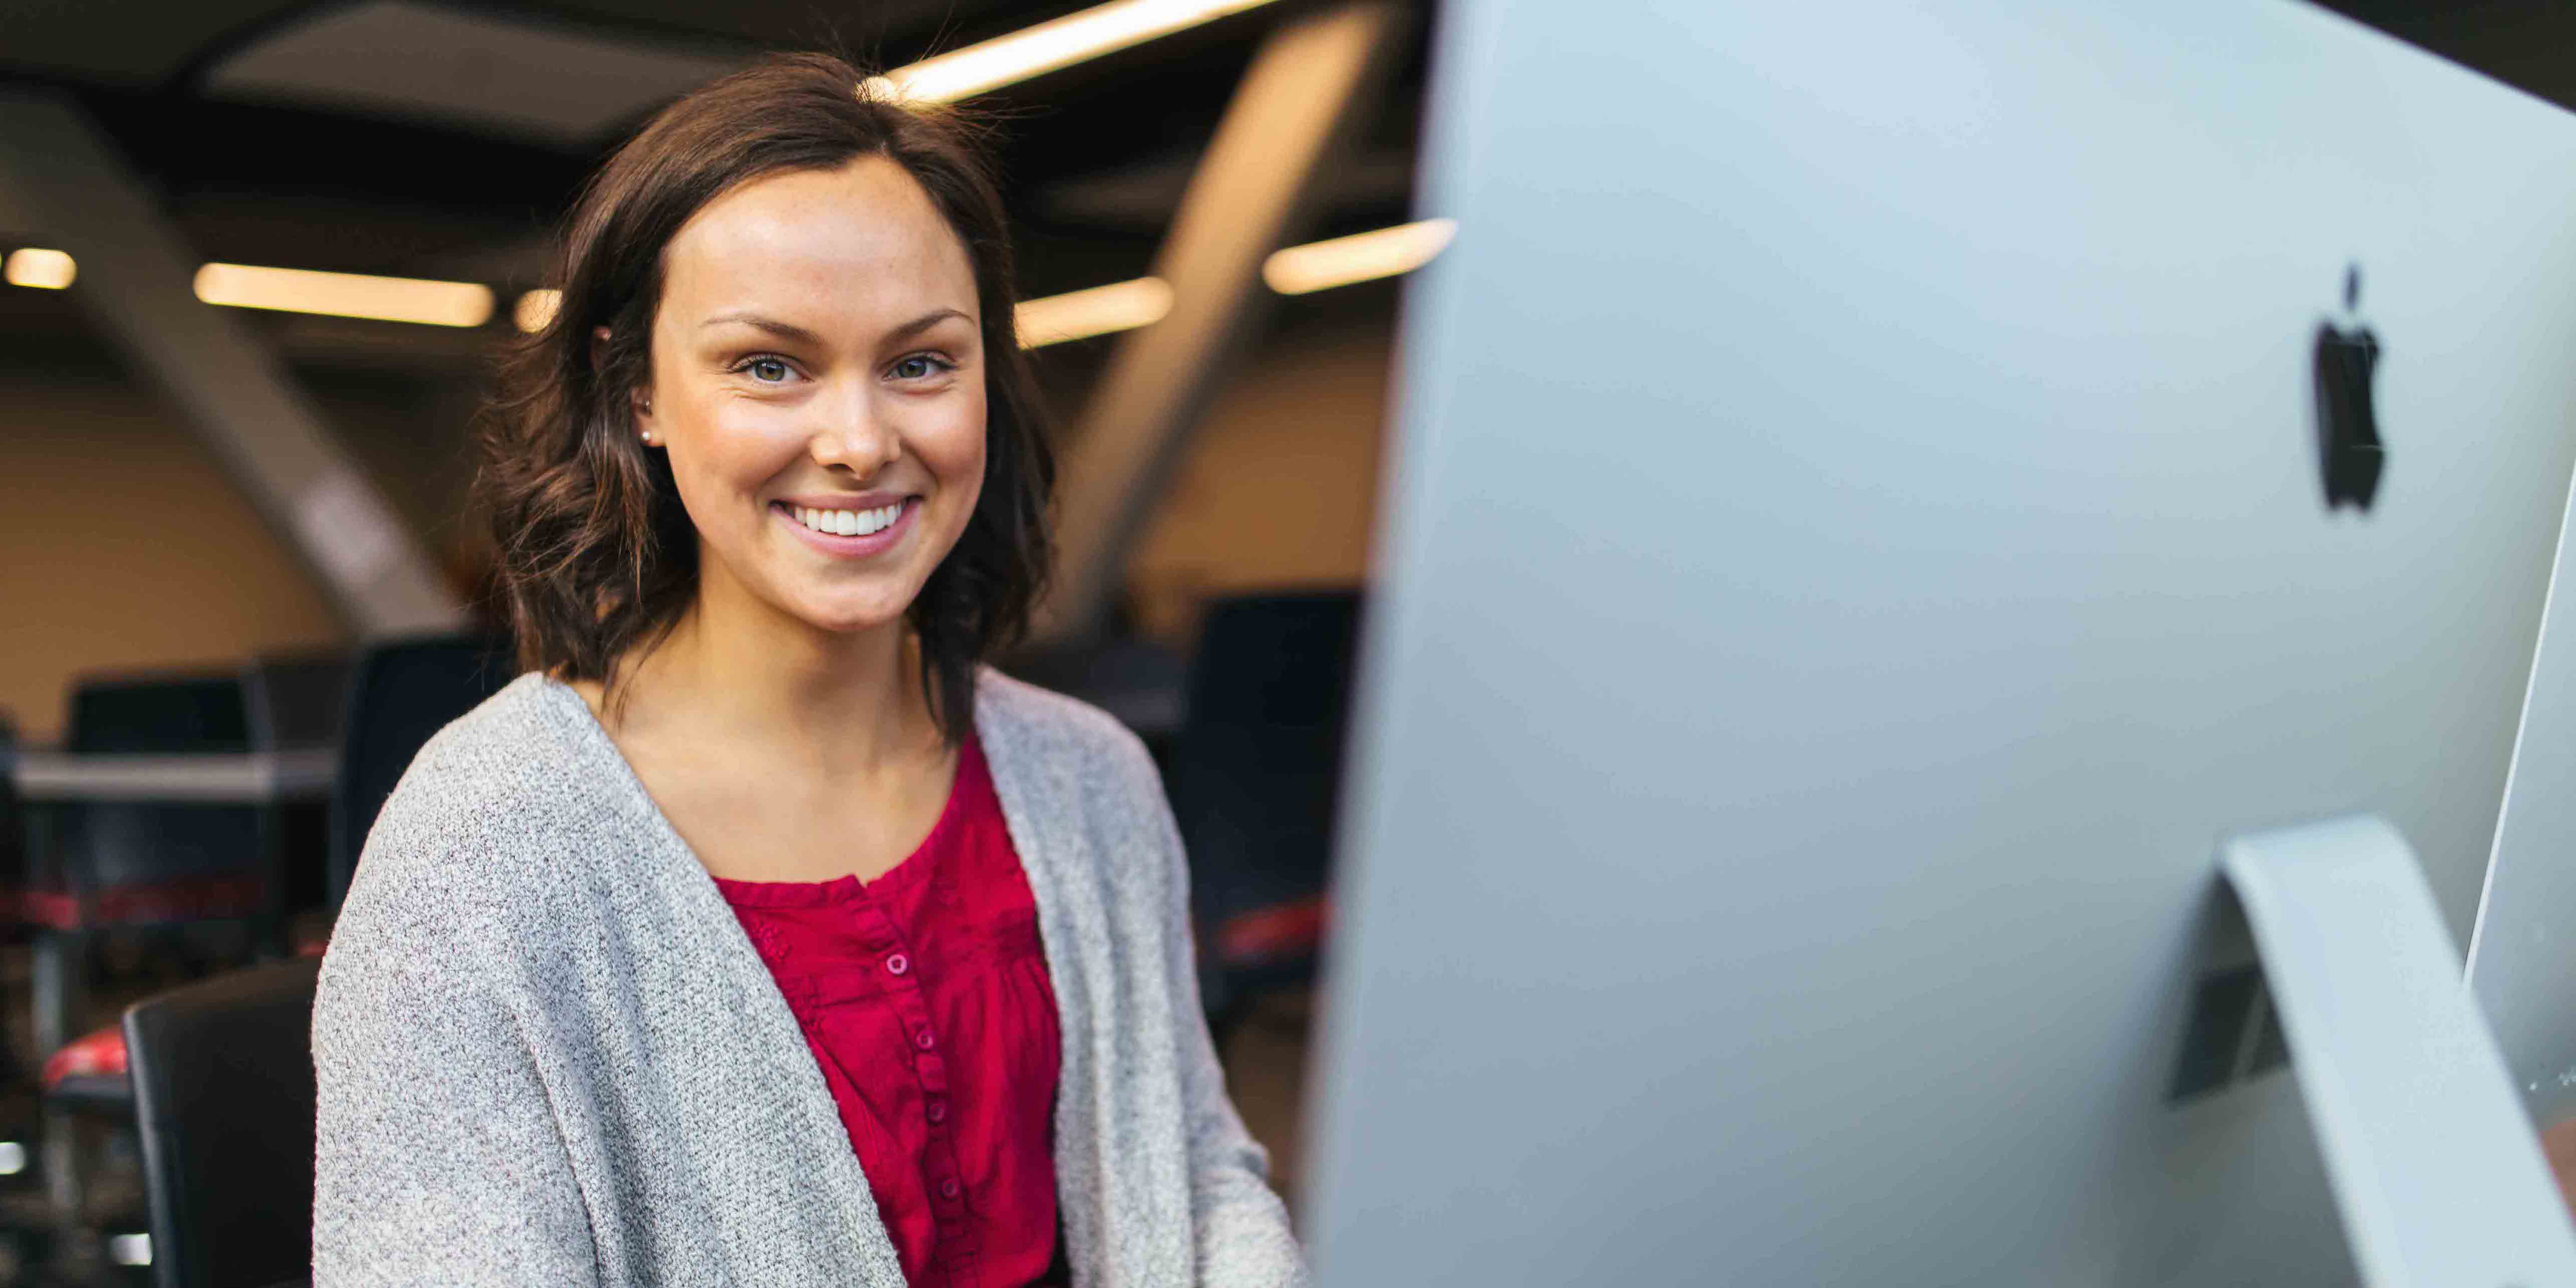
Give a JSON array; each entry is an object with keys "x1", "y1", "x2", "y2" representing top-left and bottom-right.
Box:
[
  {"x1": 1139, "y1": 754, "x2": 1313, "y2": 1288},
  {"x1": 312, "y1": 925, "x2": 600, "y2": 1286}
]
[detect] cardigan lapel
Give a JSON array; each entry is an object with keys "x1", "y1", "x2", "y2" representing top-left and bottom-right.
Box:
[
  {"x1": 973, "y1": 676, "x2": 1113, "y2": 1286},
  {"x1": 973, "y1": 672, "x2": 1198, "y2": 1288}
]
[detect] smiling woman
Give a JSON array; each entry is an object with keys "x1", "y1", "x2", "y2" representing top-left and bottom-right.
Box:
[
  {"x1": 480, "y1": 58, "x2": 1052, "y2": 741},
  {"x1": 310, "y1": 54, "x2": 1306, "y2": 1288}
]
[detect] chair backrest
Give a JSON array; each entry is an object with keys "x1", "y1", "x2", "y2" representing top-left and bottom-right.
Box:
[
  {"x1": 123, "y1": 957, "x2": 321, "y2": 1288},
  {"x1": 329, "y1": 634, "x2": 515, "y2": 907},
  {"x1": 67, "y1": 673, "x2": 251, "y2": 755},
  {"x1": 242, "y1": 654, "x2": 350, "y2": 752},
  {"x1": 58, "y1": 673, "x2": 262, "y2": 897},
  {"x1": 1168, "y1": 589, "x2": 1365, "y2": 947}
]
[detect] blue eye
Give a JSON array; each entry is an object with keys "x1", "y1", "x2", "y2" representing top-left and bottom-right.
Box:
[{"x1": 746, "y1": 357, "x2": 790, "y2": 382}]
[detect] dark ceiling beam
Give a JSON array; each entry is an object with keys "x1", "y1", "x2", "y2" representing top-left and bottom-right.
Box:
[
  {"x1": 1036, "y1": 0, "x2": 1409, "y2": 643},
  {"x1": 0, "y1": 90, "x2": 466, "y2": 638}
]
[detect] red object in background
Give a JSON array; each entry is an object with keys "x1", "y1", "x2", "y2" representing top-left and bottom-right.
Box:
[
  {"x1": 23, "y1": 874, "x2": 268, "y2": 931},
  {"x1": 715, "y1": 736, "x2": 1066, "y2": 1288},
  {"x1": 41, "y1": 1023, "x2": 127, "y2": 1089},
  {"x1": 1216, "y1": 896, "x2": 1331, "y2": 966}
]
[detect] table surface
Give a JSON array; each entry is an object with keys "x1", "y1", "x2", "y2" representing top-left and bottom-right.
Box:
[{"x1": 9, "y1": 747, "x2": 338, "y2": 803}]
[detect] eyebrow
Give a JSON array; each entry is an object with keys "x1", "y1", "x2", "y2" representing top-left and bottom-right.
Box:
[{"x1": 697, "y1": 307, "x2": 973, "y2": 345}]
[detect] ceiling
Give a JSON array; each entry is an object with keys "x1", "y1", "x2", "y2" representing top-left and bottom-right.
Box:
[
  {"x1": 0, "y1": 0, "x2": 1433, "y2": 369},
  {"x1": 0, "y1": 1, "x2": 2563, "y2": 374}
]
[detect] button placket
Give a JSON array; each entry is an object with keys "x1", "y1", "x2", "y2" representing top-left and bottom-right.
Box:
[
  {"x1": 718, "y1": 768, "x2": 1057, "y2": 1288},
  {"x1": 859, "y1": 890, "x2": 986, "y2": 1272}
]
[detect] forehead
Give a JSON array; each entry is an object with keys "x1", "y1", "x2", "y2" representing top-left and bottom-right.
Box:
[{"x1": 659, "y1": 155, "x2": 977, "y2": 321}]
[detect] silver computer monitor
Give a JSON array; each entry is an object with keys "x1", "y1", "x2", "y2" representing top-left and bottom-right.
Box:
[
  {"x1": 2471, "y1": 353, "x2": 2576, "y2": 1128},
  {"x1": 1306, "y1": 1, "x2": 2576, "y2": 1282}
]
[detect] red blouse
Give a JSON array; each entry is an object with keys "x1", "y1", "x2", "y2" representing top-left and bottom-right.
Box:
[{"x1": 714, "y1": 736, "x2": 1065, "y2": 1288}]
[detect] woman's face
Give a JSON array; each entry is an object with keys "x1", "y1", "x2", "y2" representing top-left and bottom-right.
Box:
[{"x1": 637, "y1": 155, "x2": 988, "y2": 638}]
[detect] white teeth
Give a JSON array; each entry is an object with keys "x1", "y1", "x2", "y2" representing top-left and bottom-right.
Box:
[{"x1": 788, "y1": 501, "x2": 905, "y2": 537}]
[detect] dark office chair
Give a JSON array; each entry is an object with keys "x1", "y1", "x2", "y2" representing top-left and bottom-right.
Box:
[
  {"x1": 32, "y1": 673, "x2": 267, "y2": 933},
  {"x1": 124, "y1": 957, "x2": 320, "y2": 1288},
  {"x1": 243, "y1": 654, "x2": 349, "y2": 920},
  {"x1": 1165, "y1": 589, "x2": 1364, "y2": 1039},
  {"x1": 33, "y1": 658, "x2": 343, "y2": 1081},
  {"x1": 1002, "y1": 634, "x2": 1189, "y2": 775},
  {"x1": 242, "y1": 656, "x2": 349, "y2": 755},
  {"x1": 328, "y1": 634, "x2": 514, "y2": 909}
]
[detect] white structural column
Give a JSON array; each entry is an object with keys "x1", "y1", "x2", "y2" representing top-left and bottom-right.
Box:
[
  {"x1": 0, "y1": 91, "x2": 464, "y2": 637},
  {"x1": 1036, "y1": 2, "x2": 1408, "y2": 643}
]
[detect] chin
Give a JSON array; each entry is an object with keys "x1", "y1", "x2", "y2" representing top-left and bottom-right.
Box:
[{"x1": 786, "y1": 592, "x2": 914, "y2": 636}]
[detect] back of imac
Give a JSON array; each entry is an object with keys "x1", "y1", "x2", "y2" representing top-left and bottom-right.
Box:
[
  {"x1": 1307, "y1": 1, "x2": 2576, "y2": 1282},
  {"x1": 2470, "y1": 313, "x2": 2576, "y2": 1128}
]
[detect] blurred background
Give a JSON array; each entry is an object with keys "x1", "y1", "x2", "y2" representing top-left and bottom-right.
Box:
[
  {"x1": 0, "y1": 0, "x2": 1443, "y2": 728},
  {"x1": 0, "y1": 0, "x2": 2563, "y2": 1283}
]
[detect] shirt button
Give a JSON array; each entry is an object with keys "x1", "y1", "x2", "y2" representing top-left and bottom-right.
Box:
[
  {"x1": 940, "y1": 1178, "x2": 962, "y2": 1200},
  {"x1": 926, "y1": 1099, "x2": 948, "y2": 1124},
  {"x1": 885, "y1": 953, "x2": 910, "y2": 976},
  {"x1": 914, "y1": 1028, "x2": 936, "y2": 1050}
]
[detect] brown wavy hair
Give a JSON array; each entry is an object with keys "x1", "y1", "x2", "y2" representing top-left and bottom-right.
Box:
[{"x1": 478, "y1": 53, "x2": 1055, "y2": 744}]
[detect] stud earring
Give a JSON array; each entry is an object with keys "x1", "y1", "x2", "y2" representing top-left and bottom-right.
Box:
[{"x1": 639, "y1": 430, "x2": 655, "y2": 446}]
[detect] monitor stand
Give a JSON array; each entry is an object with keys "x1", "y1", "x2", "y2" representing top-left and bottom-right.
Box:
[{"x1": 2219, "y1": 815, "x2": 2576, "y2": 1285}]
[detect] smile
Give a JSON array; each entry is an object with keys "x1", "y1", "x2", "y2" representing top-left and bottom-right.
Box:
[
  {"x1": 772, "y1": 496, "x2": 919, "y2": 558},
  {"x1": 786, "y1": 502, "x2": 904, "y2": 537}
]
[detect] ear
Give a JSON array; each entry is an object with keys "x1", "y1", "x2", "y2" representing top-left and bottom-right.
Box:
[{"x1": 598, "y1": 324, "x2": 659, "y2": 440}]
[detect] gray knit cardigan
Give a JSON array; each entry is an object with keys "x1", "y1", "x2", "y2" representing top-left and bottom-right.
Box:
[{"x1": 311, "y1": 670, "x2": 1307, "y2": 1287}]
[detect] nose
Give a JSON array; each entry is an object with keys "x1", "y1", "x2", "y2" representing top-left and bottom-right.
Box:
[{"x1": 808, "y1": 382, "x2": 901, "y2": 476}]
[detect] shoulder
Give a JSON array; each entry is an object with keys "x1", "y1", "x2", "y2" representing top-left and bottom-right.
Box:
[
  {"x1": 972, "y1": 668, "x2": 1180, "y2": 888},
  {"x1": 973, "y1": 666, "x2": 1161, "y2": 796},
  {"x1": 334, "y1": 673, "x2": 622, "y2": 949}
]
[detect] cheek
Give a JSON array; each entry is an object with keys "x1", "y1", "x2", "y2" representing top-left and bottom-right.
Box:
[
  {"x1": 924, "y1": 392, "x2": 990, "y2": 517},
  {"x1": 670, "y1": 404, "x2": 803, "y2": 517}
]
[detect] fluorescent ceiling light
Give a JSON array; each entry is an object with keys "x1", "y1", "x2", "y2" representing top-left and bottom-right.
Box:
[
  {"x1": 869, "y1": 0, "x2": 1280, "y2": 104},
  {"x1": 1264, "y1": 218, "x2": 1456, "y2": 295},
  {"x1": 1012, "y1": 219, "x2": 1454, "y2": 347},
  {"x1": 1017, "y1": 277, "x2": 1174, "y2": 347},
  {"x1": 515, "y1": 288, "x2": 562, "y2": 334},
  {"x1": 4, "y1": 248, "x2": 76, "y2": 290},
  {"x1": 194, "y1": 263, "x2": 495, "y2": 328}
]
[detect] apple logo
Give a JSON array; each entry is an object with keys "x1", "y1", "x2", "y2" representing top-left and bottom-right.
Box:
[{"x1": 2314, "y1": 263, "x2": 2386, "y2": 512}]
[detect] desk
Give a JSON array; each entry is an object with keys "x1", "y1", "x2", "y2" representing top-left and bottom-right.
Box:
[{"x1": 13, "y1": 749, "x2": 337, "y2": 805}]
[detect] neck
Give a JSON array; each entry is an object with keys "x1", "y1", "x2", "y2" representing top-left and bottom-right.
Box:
[{"x1": 617, "y1": 558, "x2": 936, "y2": 774}]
